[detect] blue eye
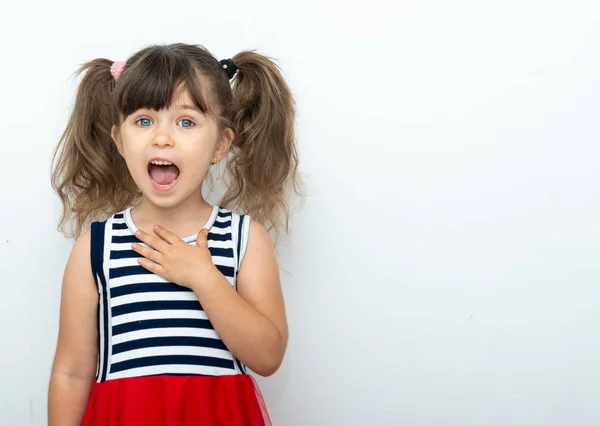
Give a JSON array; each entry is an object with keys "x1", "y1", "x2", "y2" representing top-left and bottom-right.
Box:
[
  {"x1": 179, "y1": 119, "x2": 195, "y2": 128},
  {"x1": 136, "y1": 118, "x2": 152, "y2": 127}
]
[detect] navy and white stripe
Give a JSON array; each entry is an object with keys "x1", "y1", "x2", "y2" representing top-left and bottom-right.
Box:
[{"x1": 90, "y1": 206, "x2": 250, "y2": 382}]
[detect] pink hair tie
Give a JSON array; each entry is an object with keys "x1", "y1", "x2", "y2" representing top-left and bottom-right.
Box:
[{"x1": 110, "y1": 60, "x2": 127, "y2": 80}]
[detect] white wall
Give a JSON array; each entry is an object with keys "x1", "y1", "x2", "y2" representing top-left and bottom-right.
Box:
[{"x1": 1, "y1": 1, "x2": 599, "y2": 425}]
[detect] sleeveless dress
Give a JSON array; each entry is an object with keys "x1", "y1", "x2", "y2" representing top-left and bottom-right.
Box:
[{"x1": 80, "y1": 206, "x2": 271, "y2": 426}]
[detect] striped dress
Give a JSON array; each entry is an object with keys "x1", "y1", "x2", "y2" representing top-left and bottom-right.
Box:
[{"x1": 80, "y1": 205, "x2": 270, "y2": 426}]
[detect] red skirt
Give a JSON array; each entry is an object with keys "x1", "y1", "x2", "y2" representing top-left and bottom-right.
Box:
[{"x1": 80, "y1": 374, "x2": 271, "y2": 426}]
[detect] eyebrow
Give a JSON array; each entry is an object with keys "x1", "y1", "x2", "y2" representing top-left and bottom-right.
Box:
[{"x1": 175, "y1": 104, "x2": 202, "y2": 112}]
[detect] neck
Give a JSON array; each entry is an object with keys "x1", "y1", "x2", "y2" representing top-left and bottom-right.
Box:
[{"x1": 131, "y1": 192, "x2": 214, "y2": 238}]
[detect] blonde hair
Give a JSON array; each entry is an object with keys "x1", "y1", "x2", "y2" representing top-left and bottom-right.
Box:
[{"x1": 51, "y1": 43, "x2": 302, "y2": 240}]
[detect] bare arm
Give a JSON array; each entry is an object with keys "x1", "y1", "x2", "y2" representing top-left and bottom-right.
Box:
[
  {"x1": 191, "y1": 220, "x2": 288, "y2": 376},
  {"x1": 48, "y1": 230, "x2": 99, "y2": 426}
]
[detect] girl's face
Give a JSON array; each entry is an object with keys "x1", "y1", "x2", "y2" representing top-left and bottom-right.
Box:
[{"x1": 111, "y1": 87, "x2": 232, "y2": 209}]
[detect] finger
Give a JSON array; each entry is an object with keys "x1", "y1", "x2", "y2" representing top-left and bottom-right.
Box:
[
  {"x1": 153, "y1": 225, "x2": 183, "y2": 245},
  {"x1": 195, "y1": 228, "x2": 209, "y2": 247},
  {"x1": 137, "y1": 257, "x2": 165, "y2": 277},
  {"x1": 135, "y1": 229, "x2": 169, "y2": 252},
  {"x1": 132, "y1": 242, "x2": 164, "y2": 264}
]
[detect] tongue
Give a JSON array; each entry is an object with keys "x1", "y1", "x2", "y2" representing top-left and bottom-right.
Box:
[{"x1": 150, "y1": 164, "x2": 180, "y2": 185}]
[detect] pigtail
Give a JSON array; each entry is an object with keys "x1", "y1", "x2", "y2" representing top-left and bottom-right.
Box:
[
  {"x1": 51, "y1": 59, "x2": 137, "y2": 239},
  {"x1": 223, "y1": 52, "x2": 302, "y2": 240}
]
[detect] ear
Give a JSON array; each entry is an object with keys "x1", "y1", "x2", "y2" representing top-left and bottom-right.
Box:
[
  {"x1": 111, "y1": 125, "x2": 124, "y2": 156},
  {"x1": 214, "y1": 128, "x2": 234, "y2": 162}
]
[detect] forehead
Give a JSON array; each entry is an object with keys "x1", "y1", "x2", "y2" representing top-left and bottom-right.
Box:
[
  {"x1": 169, "y1": 86, "x2": 197, "y2": 109},
  {"x1": 170, "y1": 75, "x2": 216, "y2": 111}
]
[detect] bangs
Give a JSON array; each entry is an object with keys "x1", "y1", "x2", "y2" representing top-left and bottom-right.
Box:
[{"x1": 114, "y1": 48, "x2": 214, "y2": 119}]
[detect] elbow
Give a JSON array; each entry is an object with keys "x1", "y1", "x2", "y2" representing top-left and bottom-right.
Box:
[
  {"x1": 255, "y1": 368, "x2": 278, "y2": 378},
  {"x1": 249, "y1": 337, "x2": 287, "y2": 377},
  {"x1": 251, "y1": 355, "x2": 283, "y2": 377}
]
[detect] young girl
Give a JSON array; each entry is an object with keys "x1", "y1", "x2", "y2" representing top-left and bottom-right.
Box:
[{"x1": 48, "y1": 42, "x2": 300, "y2": 426}]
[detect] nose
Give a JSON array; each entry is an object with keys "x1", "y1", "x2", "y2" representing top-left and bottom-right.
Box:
[{"x1": 151, "y1": 128, "x2": 175, "y2": 148}]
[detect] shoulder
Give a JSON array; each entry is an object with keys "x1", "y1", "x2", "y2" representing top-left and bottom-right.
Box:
[
  {"x1": 227, "y1": 209, "x2": 266, "y2": 238},
  {"x1": 71, "y1": 229, "x2": 92, "y2": 260},
  {"x1": 220, "y1": 210, "x2": 275, "y2": 266},
  {"x1": 238, "y1": 219, "x2": 277, "y2": 273},
  {"x1": 62, "y1": 229, "x2": 96, "y2": 295},
  {"x1": 246, "y1": 219, "x2": 271, "y2": 248}
]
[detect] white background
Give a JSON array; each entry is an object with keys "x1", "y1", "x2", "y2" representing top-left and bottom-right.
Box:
[{"x1": 1, "y1": 1, "x2": 600, "y2": 425}]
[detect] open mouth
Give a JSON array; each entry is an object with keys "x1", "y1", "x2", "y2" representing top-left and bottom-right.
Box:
[{"x1": 148, "y1": 159, "x2": 180, "y2": 190}]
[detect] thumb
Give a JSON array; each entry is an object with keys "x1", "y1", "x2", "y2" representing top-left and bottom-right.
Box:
[{"x1": 196, "y1": 228, "x2": 209, "y2": 247}]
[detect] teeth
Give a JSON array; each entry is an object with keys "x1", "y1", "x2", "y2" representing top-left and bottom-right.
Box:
[{"x1": 150, "y1": 160, "x2": 173, "y2": 166}]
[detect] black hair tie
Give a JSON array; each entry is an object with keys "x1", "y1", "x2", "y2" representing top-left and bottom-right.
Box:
[{"x1": 219, "y1": 58, "x2": 239, "y2": 80}]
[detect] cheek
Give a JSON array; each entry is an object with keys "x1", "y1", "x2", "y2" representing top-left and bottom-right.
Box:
[
  {"x1": 186, "y1": 148, "x2": 213, "y2": 171},
  {"x1": 180, "y1": 149, "x2": 212, "y2": 181},
  {"x1": 119, "y1": 141, "x2": 147, "y2": 176},
  {"x1": 119, "y1": 134, "x2": 143, "y2": 157},
  {"x1": 186, "y1": 135, "x2": 218, "y2": 162}
]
